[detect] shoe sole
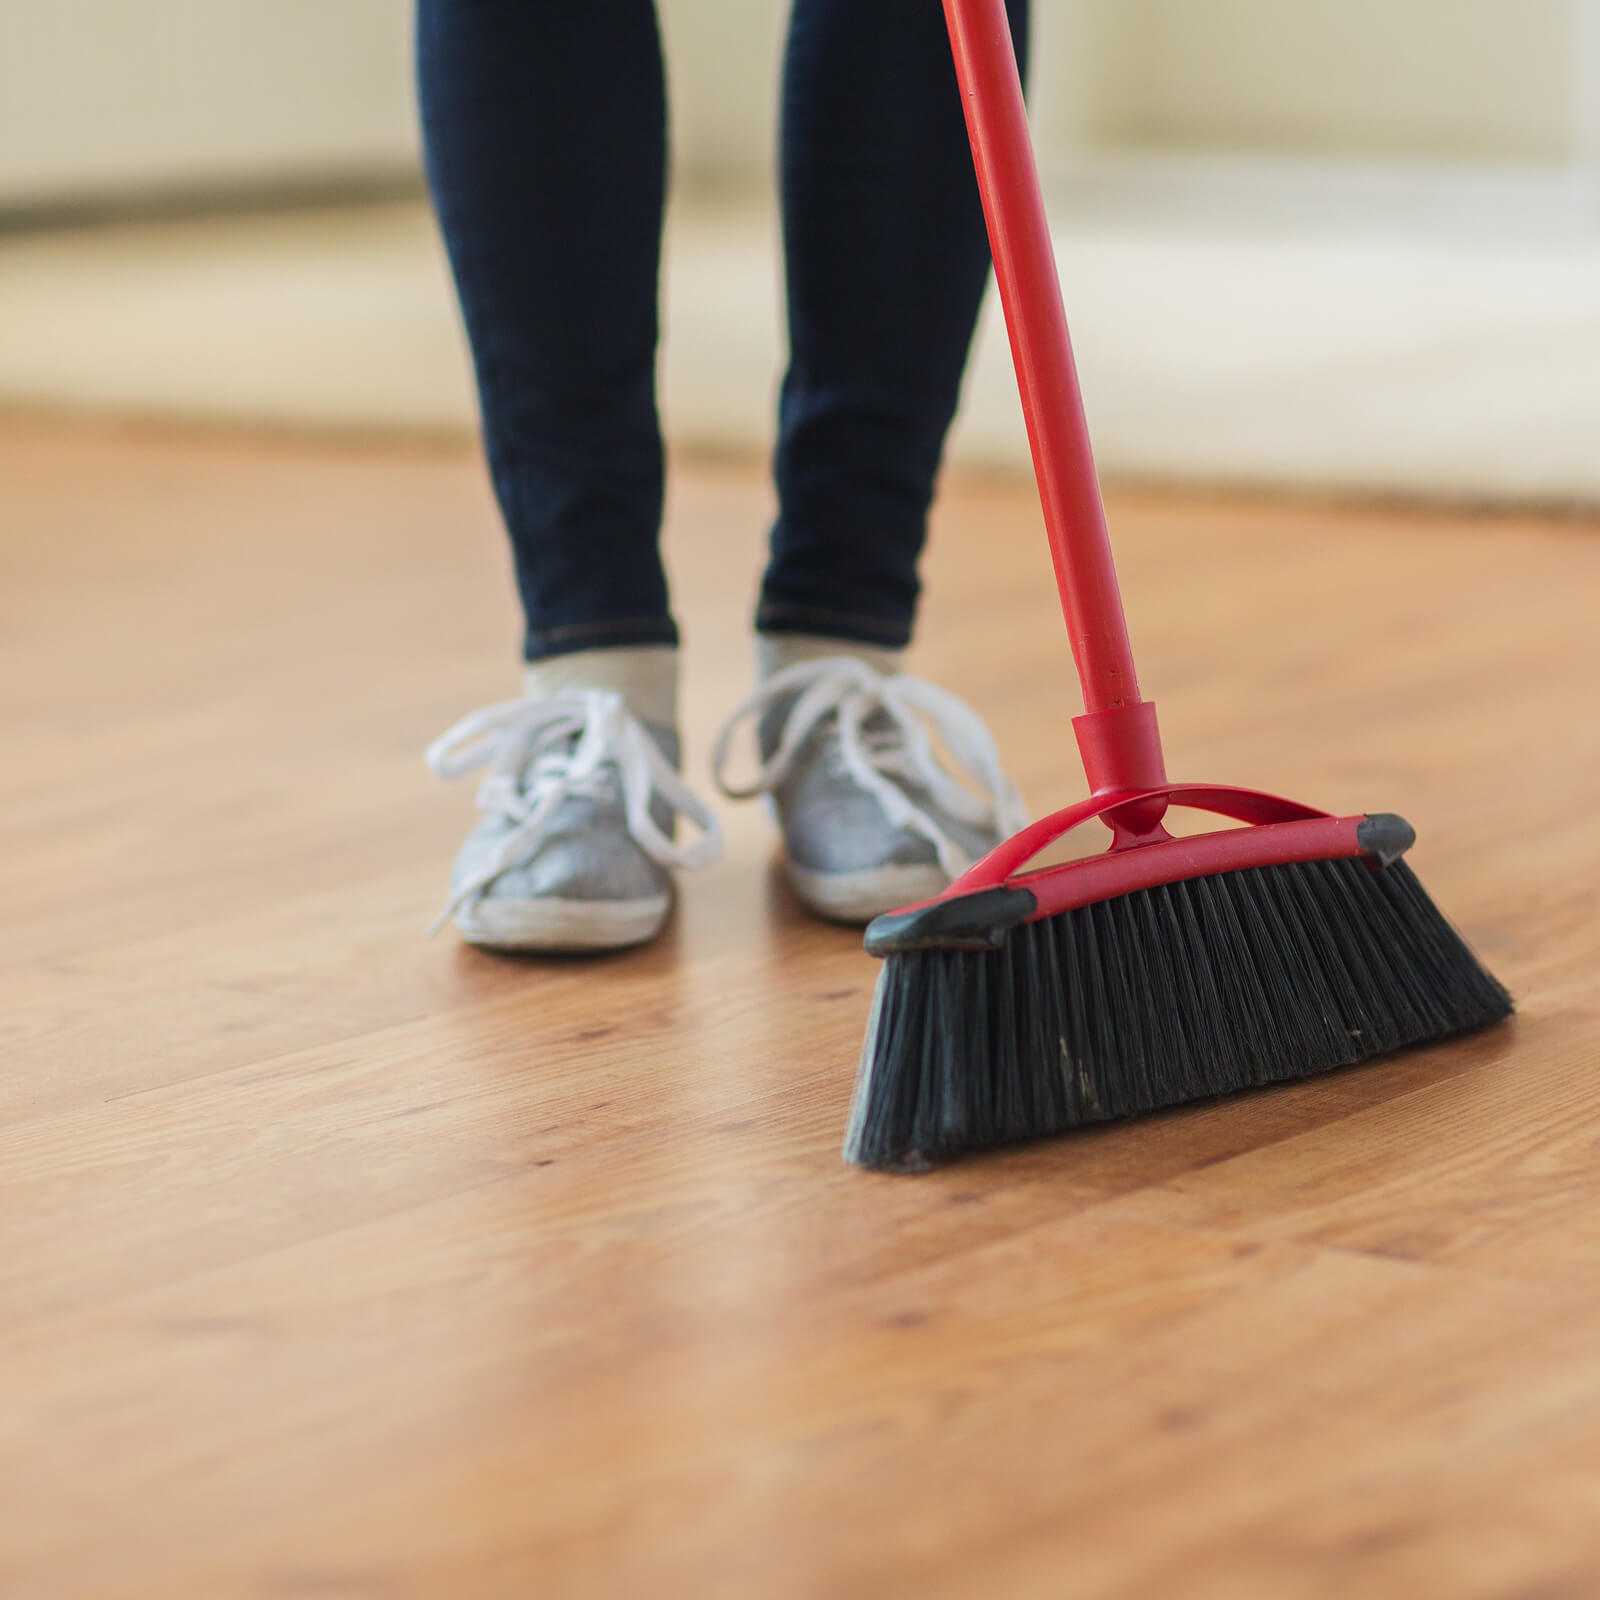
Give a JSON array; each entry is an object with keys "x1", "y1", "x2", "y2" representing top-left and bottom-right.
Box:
[
  {"x1": 785, "y1": 861, "x2": 951, "y2": 927},
  {"x1": 455, "y1": 893, "x2": 671, "y2": 952}
]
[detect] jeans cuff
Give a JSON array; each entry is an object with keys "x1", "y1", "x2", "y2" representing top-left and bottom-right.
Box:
[
  {"x1": 523, "y1": 616, "x2": 679, "y2": 663},
  {"x1": 754, "y1": 602, "x2": 912, "y2": 651}
]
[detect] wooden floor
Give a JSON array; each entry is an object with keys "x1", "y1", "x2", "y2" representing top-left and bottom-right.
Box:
[{"x1": 3, "y1": 416, "x2": 1598, "y2": 1599}]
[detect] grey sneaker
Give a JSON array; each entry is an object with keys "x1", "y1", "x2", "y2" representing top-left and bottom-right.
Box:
[
  {"x1": 712, "y1": 658, "x2": 1027, "y2": 924},
  {"x1": 425, "y1": 690, "x2": 721, "y2": 951}
]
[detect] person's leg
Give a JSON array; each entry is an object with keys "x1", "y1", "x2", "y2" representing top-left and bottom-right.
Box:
[
  {"x1": 759, "y1": 0, "x2": 1030, "y2": 650},
  {"x1": 416, "y1": 0, "x2": 674, "y2": 665},
  {"x1": 712, "y1": 0, "x2": 1033, "y2": 925},
  {"x1": 418, "y1": 2, "x2": 719, "y2": 952}
]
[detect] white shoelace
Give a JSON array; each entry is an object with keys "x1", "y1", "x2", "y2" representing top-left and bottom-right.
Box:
[
  {"x1": 710, "y1": 658, "x2": 1028, "y2": 879},
  {"x1": 424, "y1": 689, "x2": 722, "y2": 933}
]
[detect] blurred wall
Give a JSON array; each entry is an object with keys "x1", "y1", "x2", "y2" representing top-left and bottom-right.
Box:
[
  {"x1": 0, "y1": 0, "x2": 1594, "y2": 210},
  {"x1": 662, "y1": 0, "x2": 1597, "y2": 182},
  {"x1": 0, "y1": 0, "x2": 416, "y2": 208},
  {"x1": 1036, "y1": 0, "x2": 1583, "y2": 162},
  {"x1": 657, "y1": 0, "x2": 786, "y2": 191}
]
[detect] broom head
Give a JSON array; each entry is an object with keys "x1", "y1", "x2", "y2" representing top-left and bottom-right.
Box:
[{"x1": 845, "y1": 780, "x2": 1511, "y2": 1172}]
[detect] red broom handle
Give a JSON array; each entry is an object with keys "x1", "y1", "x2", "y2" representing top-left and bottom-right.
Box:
[{"x1": 942, "y1": 0, "x2": 1141, "y2": 720}]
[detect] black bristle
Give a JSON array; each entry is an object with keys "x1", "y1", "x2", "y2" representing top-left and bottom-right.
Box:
[{"x1": 843, "y1": 858, "x2": 1512, "y2": 1172}]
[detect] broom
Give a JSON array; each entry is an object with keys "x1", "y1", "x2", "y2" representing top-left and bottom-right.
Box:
[{"x1": 844, "y1": 0, "x2": 1512, "y2": 1172}]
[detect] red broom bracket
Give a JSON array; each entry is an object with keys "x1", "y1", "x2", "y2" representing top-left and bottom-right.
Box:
[{"x1": 1072, "y1": 700, "x2": 1167, "y2": 797}]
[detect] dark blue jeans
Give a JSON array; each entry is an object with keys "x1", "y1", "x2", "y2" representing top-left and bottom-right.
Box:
[{"x1": 417, "y1": 0, "x2": 1028, "y2": 662}]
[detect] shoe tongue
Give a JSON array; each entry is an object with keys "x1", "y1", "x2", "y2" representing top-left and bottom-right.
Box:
[
  {"x1": 535, "y1": 721, "x2": 585, "y2": 756},
  {"x1": 756, "y1": 693, "x2": 905, "y2": 766},
  {"x1": 522, "y1": 726, "x2": 584, "y2": 785},
  {"x1": 526, "y1": 715, "x2": 680, "y2": 776}
]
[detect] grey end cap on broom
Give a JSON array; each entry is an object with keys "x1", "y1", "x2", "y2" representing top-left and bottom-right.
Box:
[
  {"x1": 863, "y1": 884, "x2": 1037, "y2": 957},
  {"x1": 1356, "y1": 812, "x2": 1416, "y2": 867}
]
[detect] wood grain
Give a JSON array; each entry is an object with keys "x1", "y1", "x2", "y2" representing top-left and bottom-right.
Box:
[{"x1": 2, "y1": 416, "x2": 1598, "y2": 1598}]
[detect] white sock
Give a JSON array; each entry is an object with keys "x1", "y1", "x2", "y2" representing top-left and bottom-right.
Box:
[
  {"x1": 522, "y1": 645, "x2": 679, "y2": 730},
  {"x1": 755, "y1": 632, "x2": 903, "y2": 682}
]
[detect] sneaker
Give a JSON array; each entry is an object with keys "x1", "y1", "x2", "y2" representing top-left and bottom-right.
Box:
[
  {"x1": 711, "y1": 655, "x2": 1027, "y2": 924},
  {"x1": 425, "y1": 689, "x2": 721, "y2": 951}
]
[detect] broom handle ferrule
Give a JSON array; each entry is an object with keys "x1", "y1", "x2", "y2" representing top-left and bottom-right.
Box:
[{"x1": 943, "y1": 0, "x2": 1142, "y2": 722}]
